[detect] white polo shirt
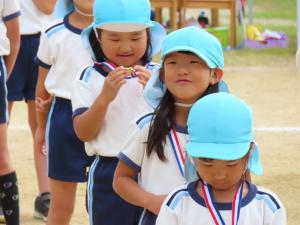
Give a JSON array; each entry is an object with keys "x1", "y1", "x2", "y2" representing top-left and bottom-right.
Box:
[
  {"x1": 17, "y1": 0, "x2": 54, "y2": 35},
  {"x1": 71, "y1": 64, "x2": 157, "y2": 157},
  {"x1": 119, "y1": 113, "x2": 187, "y2": 195},
  {"x1": 156, "y1": 181, "x2": 286, "y2": 225},
  {"x1": 36, "y1": 14, "x2": 93, "y2": 99},
  {"x1": 0, "y1": 0, "x2": 20, "y2": 56}
]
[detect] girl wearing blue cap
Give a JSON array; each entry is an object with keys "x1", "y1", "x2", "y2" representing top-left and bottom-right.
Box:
[
  {"x1": 71, "y1": 0, "x2": 165, "y2": 224},
  {"x1": 113, "y1": 26, "x2": 227, "y2": 225},
  {"x1": 156, "y1": 93, "x2": 286, "y2": 225},
  {"x1": 35, "y1": 0, "x2": 94, "y2": 224}
]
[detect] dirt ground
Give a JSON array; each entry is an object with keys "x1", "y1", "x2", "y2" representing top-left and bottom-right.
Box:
[{"x1": 7, "y1": 53, "x2": 300, "y2": 224}]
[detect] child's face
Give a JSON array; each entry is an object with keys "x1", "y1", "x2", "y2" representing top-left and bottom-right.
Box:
[
  {"x1": 194, "y1": 156, "x2": 248, "y2": 190},
  {"x1": 162, "y1": 52, "x2": 218, "y2": 104},
  {"x1": 99, "y1": 30, "x2": 148, "y2": 67},
  {"x1": 73, "y1": 0, "x2": 94, "y2": 13}
]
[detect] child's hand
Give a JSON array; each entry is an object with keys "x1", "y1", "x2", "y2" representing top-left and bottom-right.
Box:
[
  {"x1": 35, "y1": 127, "x2": 46, "y2": 155},
  {"x1": 134, "y1": 65, "x2": 151, "y2": 88},
  {"x1": 147, "y1": 194, "x2": 167, "y2": 215},
  {"x1": 100, "y1": 67, "x2": 128, "y2": 103},
  {"x1": 35, "y1": 96, "x2": 52, "y2": 113}
]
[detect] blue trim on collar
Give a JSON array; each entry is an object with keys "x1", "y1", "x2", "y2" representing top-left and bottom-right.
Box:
[
  {"x1": 188, "y1": 180, "x2": 257, "y2": 210},
  {"x1": 175, "y1": 124, "x2": 188, "y2": 134},
  {"x1": 63, "y1": 13, "x2": 82, "y2": 34}
]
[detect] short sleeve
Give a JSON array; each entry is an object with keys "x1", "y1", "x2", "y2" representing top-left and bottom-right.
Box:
[
  {"x1": 118, "y1": 118, "x2": 148, "y2": 173},
  {"x1": 2, "y1": 0, "x2": 20, "y2": 21},
  {"x1": 156, "y1": 198, "x2": 179, "y2": 225},
  {"x1": 71, "y1": 67, "x2": 102, "y2": 117},
  {"x1": 36, "y1": 31, "x2": 54, "y2": 69}
]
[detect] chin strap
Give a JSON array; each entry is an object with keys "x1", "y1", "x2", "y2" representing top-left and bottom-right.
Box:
[
  {"x1": 74, "y1": 6, "x2": 93, "y2": 17},
  {"x1": 174, "y1": 102, "x2": 193, "y2": 108}
]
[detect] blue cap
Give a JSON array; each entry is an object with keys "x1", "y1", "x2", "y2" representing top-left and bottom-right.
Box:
[
  {"x1": 186, "y1": 93, "x2": 263, "y2": 176},
  {"x1": 161, "y1": 26, "x2": 224, "y2": 68},
  {"x1": 144, "y1": 26, "x2": 226, "y2": 108},
  {"x1": 54, "y1": 0, "x2": 74, "y2": 18},
  {"x1": 81, "y1": 0, "x2": 166, "y2": 60}
]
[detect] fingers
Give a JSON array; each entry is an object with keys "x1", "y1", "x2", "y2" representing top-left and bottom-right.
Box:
[{"x1": 134, "y1": 65, "x2": 151, "y2": 84}]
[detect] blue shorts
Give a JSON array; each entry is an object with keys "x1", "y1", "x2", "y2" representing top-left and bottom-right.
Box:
[
  {"x1": 7, "y1": 33, "x2": 40, "y2": 102},
  {"x1": 46, "y1": 97, "x2": 93, "y2": 182},
  {"x1": 0, "y1": 57, "x2": 8, "y2": 123},
  {"x1": 87, "y1": 156, "x2": 142, "y2": 225}
]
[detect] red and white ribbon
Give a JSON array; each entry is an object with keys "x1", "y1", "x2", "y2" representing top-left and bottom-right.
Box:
[{"x1": 202, "y1": 180, "x2": 244, "y2": 225}]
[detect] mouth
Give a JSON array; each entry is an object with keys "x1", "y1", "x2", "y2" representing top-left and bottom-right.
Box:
[{"x1": 176, "y1": 79, "x2": 191, "y2": 84}]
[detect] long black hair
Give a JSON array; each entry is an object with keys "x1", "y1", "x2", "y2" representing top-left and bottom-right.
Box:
[
  {"x1": 88, "y1": 28, "x2": 153, "y2": 65},
  {"x1": 146, "y1": 54, "x2": 220, "y2": 161}
]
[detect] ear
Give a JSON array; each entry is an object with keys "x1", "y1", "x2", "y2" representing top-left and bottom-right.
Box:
[
  {"x1": 159, "y1": 67, "x2": 165, "y2": 83},
  {"x1": 209, "y1": 68, "x2": 223, "y2": 85}
]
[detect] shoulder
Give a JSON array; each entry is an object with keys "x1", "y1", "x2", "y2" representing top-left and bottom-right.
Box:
[
  {"x1": 43, "y1": 18, "x2": 65, "y2": 38},
  {"x1": 255, "y1": 186, "x2": 284, "y2": 212},
  {"x1": 163, "y1": 184, "x2": 190, "y2": 210},
  {"x1": 135, "y1": 112, "x2": 155, "y2": 130}
]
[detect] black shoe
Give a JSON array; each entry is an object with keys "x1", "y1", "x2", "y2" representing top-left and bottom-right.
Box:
[
  {"x1": 33, "y1": 192, "x2": 50, "y2": 221},
  {"x1": 0, "y1": 202, "x2": 5, "y2": 224}
]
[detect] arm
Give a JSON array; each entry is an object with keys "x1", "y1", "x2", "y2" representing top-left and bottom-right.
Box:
[
  {"x1": 36, "y1": 66, "x2": 51, "y2": 129},
  {"x1": 113, "y1": 160, "x2": 166, "y2": 215},
  {"x1": 35, "y1": 66, "x2": 51, "y2": 154},
  {"x1": 73, "y1": 67, "x2": 128, "y2": 141},
  {"x1": 32, "y1": 0, "x2": 57, "y2": 15},
  {"x1": 4, "y1": 16, "x2": 20, "y2": 77}
]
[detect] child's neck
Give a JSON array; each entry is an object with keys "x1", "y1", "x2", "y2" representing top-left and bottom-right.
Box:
[
  {"x1": 174, "y1": 106, "x2": 190, "y2": 127},
  {"x1": 197, "y1": 180, "x2": 249, "y2": 203},
  {"x1": 69, "y1": 11, "x2": 93, "y2": 30}
]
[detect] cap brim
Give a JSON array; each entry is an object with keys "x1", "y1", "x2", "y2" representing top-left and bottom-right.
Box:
[
  {"x1": 161, "y1": 46, "x2": 216, "y2": 69},
  {"x1": 95, "y1": 22, "x2": 151, "y2": 32},
  {"x1": 186, "y1": 141, "x2": 250, "y2": 160}
]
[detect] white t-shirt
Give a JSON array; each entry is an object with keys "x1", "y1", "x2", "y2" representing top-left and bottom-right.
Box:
[
  {"x1": 36, "y1": 14, "x2": 93, "y2": 99},
  {"x1": 0, "y1": 0, "x2": 20, "y2": 56},
  {"x1": 156, "y1": 181, "x2": 286, "y2": 225},
  {"x1": 18, "y1": 0, "x2": 54, "y2": 34},
  {"x1": 71, "y1": 64, "x2": 157, "y2": 157},
  {"x1": 119, "y1": 114, "x2": 187, "y2": 195}
]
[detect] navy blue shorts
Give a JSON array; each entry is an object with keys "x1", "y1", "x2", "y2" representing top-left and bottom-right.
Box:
[
  {"x1": 7, "y1": 33, "x2": 40, "y2": 101},
  {"x1": 0, "y1": 57, "x2": 8, "y2": 123},
  {"x1": 46, "y1": 97, "x2": 93, "y2": 182},
  {"x1": 87, "y1": 156, "x2": 142, "y2": 225}
]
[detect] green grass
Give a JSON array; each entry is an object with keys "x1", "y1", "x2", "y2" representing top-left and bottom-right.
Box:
[{"x1": 222, "y1": 0, "x2": 297, "y2": 66}]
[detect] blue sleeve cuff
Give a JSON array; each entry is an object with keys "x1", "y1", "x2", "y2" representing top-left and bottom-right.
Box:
[
  {"x1": 3, "y1": 11, "x2": 21, "y2": 22},
  {"x1": 35, "y1": 57, "x2": 52, "y2": 69},
  {"x1": 118, "y1": 152, "x2": 141, "y2": 172},
  {"x1": 72, "y1": 107, "x2": 88, "y2": 119}
]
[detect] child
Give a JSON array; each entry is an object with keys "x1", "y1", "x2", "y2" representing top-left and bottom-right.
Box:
[
  {"x1": 113, "y1": 26, "x2": 227, "y2": 225},
  {"x1": 35, "y1": 0, "x2": 94, "y2": 223},
  {"x1": 156, "y1": 92, "x2": 286, "y2": 225},
  {"x1": 0, "y1": 1, "x2": 20, "y2": 224},
  {"x1": 71, "y1": 0, "x2": 166, "y2": 224},
  {"x1": 6, "y1": 0, "x2": 57, "y2": 219}
]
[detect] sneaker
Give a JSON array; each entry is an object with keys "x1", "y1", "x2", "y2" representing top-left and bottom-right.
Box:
[
  {"x1": 33, "y1": 192, "x2": 50, "y2": 221},
  {"x1": 0, "y1": 202, "x2": 5, "y2": 224}
]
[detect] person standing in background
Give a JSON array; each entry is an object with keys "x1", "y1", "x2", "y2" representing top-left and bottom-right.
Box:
[
  {"x1": 6, "y1": 0, "x2": 56, "y2": 221},
  {"x1": 0, "y1": 1, "x2": 20, "y2": 224}
]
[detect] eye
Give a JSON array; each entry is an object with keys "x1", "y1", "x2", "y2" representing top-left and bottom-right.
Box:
[
  {"x1": 132, "y1": 37, "x2": 143, "y2": 41},
  {"x1": 199, "y1": 158, "x2": 213, "y2": 167},
  {"x1": 227, "y1": 161, "x2": 239, "y2": 167},
  {"x1": 190, "y1": 60, "x2": 200, "y2": 64},
  {"x1": 109, "y1": 39, "x2": 120, "y2": 42}
]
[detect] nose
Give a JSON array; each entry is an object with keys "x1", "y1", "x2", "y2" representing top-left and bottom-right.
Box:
[
  {"x1": 177, "y1": 65, "x2": 189, "y2": 76},
  {"x1": 213, "y1": 172, "x2": 227, "y2": 180},
  {"x1": 119, "y1": 42, "x2": 132, "y2": 54}
]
